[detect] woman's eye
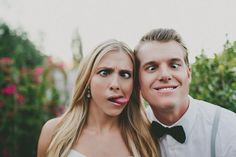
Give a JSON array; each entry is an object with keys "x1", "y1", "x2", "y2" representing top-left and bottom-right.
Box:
[
  {"x1": 120, "y1": 71, "x2": 131, "y2": 79},
  {"x1": 98, "y1": 70, "x2": 110, "y2": 77}
]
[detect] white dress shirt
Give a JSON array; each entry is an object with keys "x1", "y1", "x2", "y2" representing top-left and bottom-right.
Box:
[
  {"x1": 146, "y1": 96, "x2": 236, "y2": 157},
  {"x1": 68, "y1": 150, "x2": 86, "y2": 157}
]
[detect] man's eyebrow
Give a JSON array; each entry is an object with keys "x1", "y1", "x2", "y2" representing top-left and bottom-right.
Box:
[
  {"x1": 142, "y1": 61, "x2": 156, "y2": 67},
  {"x1": 120, "y1": 69, "x2": 133, "y2": 72},
  {"x1": 170, "y1": 58, "x2": 183, "y2": 62}
]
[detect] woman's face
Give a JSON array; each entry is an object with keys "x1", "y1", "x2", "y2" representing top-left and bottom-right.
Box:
[{"x1": 89, "y1": 50, "x2": 133, "y2": 117}]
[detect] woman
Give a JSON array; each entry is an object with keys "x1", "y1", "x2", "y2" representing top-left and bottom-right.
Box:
[{"x1": 37, "y1": 39, "x2": 159, "y2": 157}]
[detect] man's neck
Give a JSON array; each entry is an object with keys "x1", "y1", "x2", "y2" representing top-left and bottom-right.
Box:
[{"x1": 152, "y1": 98, "x2": 190, "y2": 126}]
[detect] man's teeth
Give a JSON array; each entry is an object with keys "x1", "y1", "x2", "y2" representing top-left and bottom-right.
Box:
[{"x1": 157, "y1": 87, "x2": 175, "y2": 91}]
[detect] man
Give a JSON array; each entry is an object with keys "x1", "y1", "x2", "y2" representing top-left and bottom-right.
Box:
[{"x1": 134, "y1": 28, "x2": 236, "y2": 157}]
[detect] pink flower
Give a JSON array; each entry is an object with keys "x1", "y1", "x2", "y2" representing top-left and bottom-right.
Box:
[
  {"x1": 34, "y1": 67, "x2": 44, "y2": 76},
  {"x1": 57, "y1": 62, "x2": 64, "y2": 69},
  {"x1": 33, "y1": 67, "x2": 44, "y2": 83},
  {"x1": 1, "y1": 84, "x2": 16, "y2": 95},
  {"x1": 0, "y1": 57, "x2": 13, "y2": 64}
]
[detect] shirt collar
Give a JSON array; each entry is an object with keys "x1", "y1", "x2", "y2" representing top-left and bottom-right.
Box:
[{"x1": 148, "y1": 96, "x2": 198, "y2": 142}]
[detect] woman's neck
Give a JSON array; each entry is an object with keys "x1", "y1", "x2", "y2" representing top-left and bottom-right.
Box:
[{"x1": 85, "y1": 106, "x2": 120, "y2": 134}]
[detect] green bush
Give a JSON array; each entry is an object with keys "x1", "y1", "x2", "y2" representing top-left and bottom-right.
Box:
[
  {"x1": 0, "y1": 22, "x2": 66, "y2": 157},
  {"x1": 190, "y1": 41, "x2": 236, "y2": 112}
]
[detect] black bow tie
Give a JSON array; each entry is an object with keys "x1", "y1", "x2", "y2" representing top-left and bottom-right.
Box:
[{"x1": 150, "y1": 121, "x2": 186, "y2": 143}]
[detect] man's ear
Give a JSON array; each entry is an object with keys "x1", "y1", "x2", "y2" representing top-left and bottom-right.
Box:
[{"x1": 187, "y1": 66, "x2": 192, "y2": 83}]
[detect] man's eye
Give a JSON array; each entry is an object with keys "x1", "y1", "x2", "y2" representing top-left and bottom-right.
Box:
[
  {"x1": 120, "y1": 71, "x2": 131, "y2": 79},
  {"x1": 146, "y1": 65, "x2": 157, "y2": 72},
  {"x1": 171, "y1": 63, "x2": 180, "y2": 69},
  {"x1": 98, "y1": 70, "x2": 110, "y2": 77}
]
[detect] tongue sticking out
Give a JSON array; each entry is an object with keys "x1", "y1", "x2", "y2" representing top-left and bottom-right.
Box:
[{"x1": 110, "y1": 97, "x2": 129, "y2": 106}]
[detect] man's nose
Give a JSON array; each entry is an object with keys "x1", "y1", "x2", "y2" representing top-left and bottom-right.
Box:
[
  {"x1": 158, "y1": 66, "x2": 171, "y2": 82},
  {"x1": 110, "y1": 75, "x2": 120, "y2": 90}
]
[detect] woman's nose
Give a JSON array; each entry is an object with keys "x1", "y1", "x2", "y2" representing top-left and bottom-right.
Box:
[{"x1": 109, "y1": 75, "x2": 120, "y2": 90}]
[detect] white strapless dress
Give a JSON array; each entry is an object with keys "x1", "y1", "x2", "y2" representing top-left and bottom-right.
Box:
[
  {"x1": 68, "y1": 150, "x2": 86, "y2": 157},
  {"x1": 68, "y1": 149, "x2": 134, "y2": 157}
]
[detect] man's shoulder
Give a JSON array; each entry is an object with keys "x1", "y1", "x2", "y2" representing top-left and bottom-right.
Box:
[
  {"x1": 190, "y1": 97, "x2": 222, "y2": 117},
  {"x1": 191, "y1": 96, "x2": 235, "y2": 115},
  {"x1": 191, "y1": 96, "x2": 236, "y2": 124},
  {"x1": 190, "y1": 97, "x2": 216, "y2": 108}
]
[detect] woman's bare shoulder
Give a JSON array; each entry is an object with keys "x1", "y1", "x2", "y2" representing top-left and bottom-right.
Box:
[
  {"x1": 43, "y1": 117, "x2": 61, "y2": 132},
  {"x1": 37, "y1": 117, "x2": 61, "y2": 157}
]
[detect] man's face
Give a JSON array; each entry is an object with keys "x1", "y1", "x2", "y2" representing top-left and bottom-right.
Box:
[{"x1": 137, "y1": 41, "x2": 191, "y2": 112}]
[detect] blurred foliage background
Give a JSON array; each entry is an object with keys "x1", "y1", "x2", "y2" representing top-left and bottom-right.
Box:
[
  {"x1": 0, "y1": 21, "x2": 68, "y2": 157},
  {"x1": 0, "y1": 20, "x2": 235, "y2": 157},
  {"x1": 190, "y1": 41, "x2": 236, "y2": 112}
]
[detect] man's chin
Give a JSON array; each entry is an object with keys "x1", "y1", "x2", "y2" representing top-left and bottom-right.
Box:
[{"x1": 154, "y1": 99, "x2": 177, "y2": 110}]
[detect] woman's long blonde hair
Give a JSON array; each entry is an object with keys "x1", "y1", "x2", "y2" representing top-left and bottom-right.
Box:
[{"x1": 47, "y1": 39, "x2": 160, "y2": 157}]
